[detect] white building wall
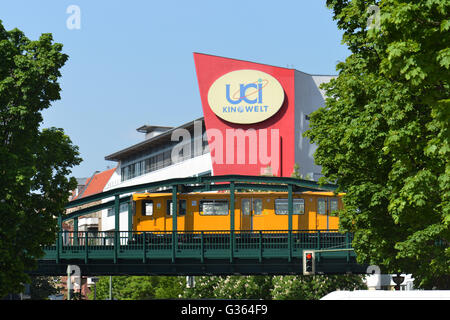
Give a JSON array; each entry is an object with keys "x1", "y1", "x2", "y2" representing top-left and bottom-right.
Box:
[
  {"x1": 100, "y1": 153, "x2": 212, "y2": 231},
  {"x1": 294, "y1": 71, "x2": 334, "y2": 180}
]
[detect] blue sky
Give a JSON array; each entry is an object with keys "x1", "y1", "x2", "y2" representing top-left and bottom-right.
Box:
[{"x1": 0, "y1": 0, "x2": 349, "y2": 178}]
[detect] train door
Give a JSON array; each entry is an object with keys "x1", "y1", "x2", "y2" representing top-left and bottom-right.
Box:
[
  {"x1": 328, "y1": 197, "x2": 340, "y2": 229},
  {"x1": 137, "y1": 199, "x2": 154, "y2": 231},
  {"x1": 317, "y1": 198, "x2": 329, "y2": 230},
  {"x1": 316, "y1": 197, "x2": 340, "y2": 230},
  {"x1": 166, "y1": 199, "x2": 187, "y2": 231},
  {"x1": 240, "y1": 198, "x2": 263, "y2": 231},
  {"x1": 241, "y1": 199, "x2": 252, "y2": 231}
]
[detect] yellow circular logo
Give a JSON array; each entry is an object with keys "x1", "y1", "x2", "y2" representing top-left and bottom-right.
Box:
[{"x1": 207, "y1": 70, "x2": 285, "y2": 124}]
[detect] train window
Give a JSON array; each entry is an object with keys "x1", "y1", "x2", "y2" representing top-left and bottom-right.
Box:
[
  {"x1": 329, "y1": 198, "x2": 339, "y2": 215},
  {"x1": 253, "y1": 199, "x2": 263, "y2": 215},
  {"x1": 275, "y1": 199, "x2": 304, "y2": 215},
  {"x1": 242, "y1": 199, "x2": 251, "y2": 216},
  {"x1": 296, "y1": 199, "x2": 305, "y2": 214},
  {"x1": 142, "y1": 200, "x2": 153, "y2": 216},
  {"x1": 166, "y1": 200, "x2": 187, "y2": 216},
  {"x1": 166, "y1": 200, "x2": 173, "y2": 215},
  {"x1": 275, "y1": 199, "x2": 287, "y2": 214},
  {"x1": 180, "y1": 200, "x2": 186, "y2": 215},
  {"x1": 242, "y1": 199, "x2": 263, "y2": 215},
  {"x1": 199, "y1": 200, "x2": 228, "y2": 215},
  {"x1": 318, "y1": 199, "x2": 326, "y2": 215}
]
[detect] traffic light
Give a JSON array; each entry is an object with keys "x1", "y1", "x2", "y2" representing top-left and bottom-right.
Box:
[{"x1": 303, "y1": 251, "x2": 315, "y2": 275}]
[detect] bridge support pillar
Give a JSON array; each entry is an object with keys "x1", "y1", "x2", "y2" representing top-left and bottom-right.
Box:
[
  {"x1": 230, "y1": 181, "x2": 235, "y2": 263},
  {"x1": 128, "y1": 198, "x2": 133, "y2": 241},
  {"x1": 114, "y1": 195, "x2": 120, "y2": 264},
  {"x1": 172, "y1": 185, "x2": 178, "y2": 263},
  {"x1": 57, "y1": 215, "x2": 62, "y2": 264},
  {"x1": 74, "y1": 217, "x2": 78, "y2": 246},
  {"x1": 288, "y1": 185, "x2": 293, "y2": 262}
]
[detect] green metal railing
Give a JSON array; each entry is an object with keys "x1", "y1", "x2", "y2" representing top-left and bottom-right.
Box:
[
  {"x1": 57, "y1": 175, "x2": 342, "y2": 266},
  {"x1": 32, "y1": 175, "x2": 367, "y2": 275},
  {"x1": 43, "y1": 230, "x2": 354, "y2": 264}
]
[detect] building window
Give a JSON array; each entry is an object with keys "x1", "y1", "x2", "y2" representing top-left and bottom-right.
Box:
[
  {"x1": 107, "y1": 203, "x2": 128, "y2": 217},
  {"x1": 107, "y1": 207, "x2": 114, "y2": 217},
  {"x1": 129, "y1": 162, "x2": 136, "y2": 178},
  {"x1": 275, "y1": 199, "x2": 304, "y2": 215},
  {"x1": 199, "y1": 200, "x2": 229, "y2": 216},
  {"x1": 163, "y1": 150, "x2": 171, "y2": 167},
  {"x1": 135, "y1": 161, "x2": 142, "y2": 177},
  {"x1": 119, "y1": 131, "x2": 211, "y2": 182},
  {"x1": 156, "y1": 153, "x2": 164, "y2": 170},
  {"x1": 150, "y1": 156, "x2": 156, "y2": 171}
]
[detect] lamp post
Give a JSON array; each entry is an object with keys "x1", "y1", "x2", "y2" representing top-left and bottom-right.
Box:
[
  {"x1": 109, "y1": 276, "x2": 113, "y2": 300},
  {"x1": 90, "y1": 277, "x2": 99, "y2": 300}
]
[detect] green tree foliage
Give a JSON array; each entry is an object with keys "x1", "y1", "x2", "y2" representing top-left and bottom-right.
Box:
[
  {"x1": 304, "y1": 0, "x2": 449, "y2": 288},
  {"x1": 271, "y1": 275, "x2": 366, "y2": 300},
  {"x1": 29, "y1": 276, "x2": 59, "y2": 300},
  {"x1": 90, "y1": 276, "x2": 185, "y2": 300},
  {"x1": 183, "y1": 276, "x2": 274, "y2": 300},
  {"x1": 0, "y1": 20, "x2": 81, "y2": 297},
  {"x1": 91, "y1": 275, "x2": 365, "y2": 300},
  {"x1": 181, "y1": 276, "x2": 219, "y2": 299},
  {"x1": 290, "y1": 163, "x2": 313, "y2": 180}
]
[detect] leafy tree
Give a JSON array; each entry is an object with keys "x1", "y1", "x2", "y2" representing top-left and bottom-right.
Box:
[
  {"x1": 183, "y1": 276, "x2": 273, "y2": 300},
  {"x1": 218, "y1": 275, "x2": 272, "y2": 300},
  {"x1": 89, "y1": 276, "x2": 185, "y2": 300},
  {"x1": 180, "y1": 276, "x2": 220, "y2": 299},
  {"x1": 29, "y1": 276, "x2": 59, "y2": 300},
  {"x1": 271, "y1": 275, "x2": 366, "y2": 300},
  {"x1": 291, "y1": 163, "x2": 313, "y2": 180},
  {"x1": 90, "y1": 276, "x2": 155, "y2": 300},
  {"x1": 0, "y1": 20, "x2": 81, "y2": 297},
  {"x1": 304, "y1": 0, "x2": 449, "y2": 288},
  {"x1": 182, "y1": 275, "x2": 365, "y2": 300},
  {"x1": 154, "y1": 276, "x2": 185, "y2": 299},
  {"x1": 88, "y1": 274, "x2": 365, "y2": 300}
]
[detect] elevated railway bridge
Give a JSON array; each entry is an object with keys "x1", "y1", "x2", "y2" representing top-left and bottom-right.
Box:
[{"x1": 31, "y1": 175, "x2": 368, "y2": 276}]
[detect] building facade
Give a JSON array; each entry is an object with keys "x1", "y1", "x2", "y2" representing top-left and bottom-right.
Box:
[{"x1": 99, "y1": 53, "x2": 333, "y2": 231}]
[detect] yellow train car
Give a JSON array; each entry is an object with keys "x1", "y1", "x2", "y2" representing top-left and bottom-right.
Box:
[{"x1": 132, "y1": 191, "x2": 343, "y2": 232}]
